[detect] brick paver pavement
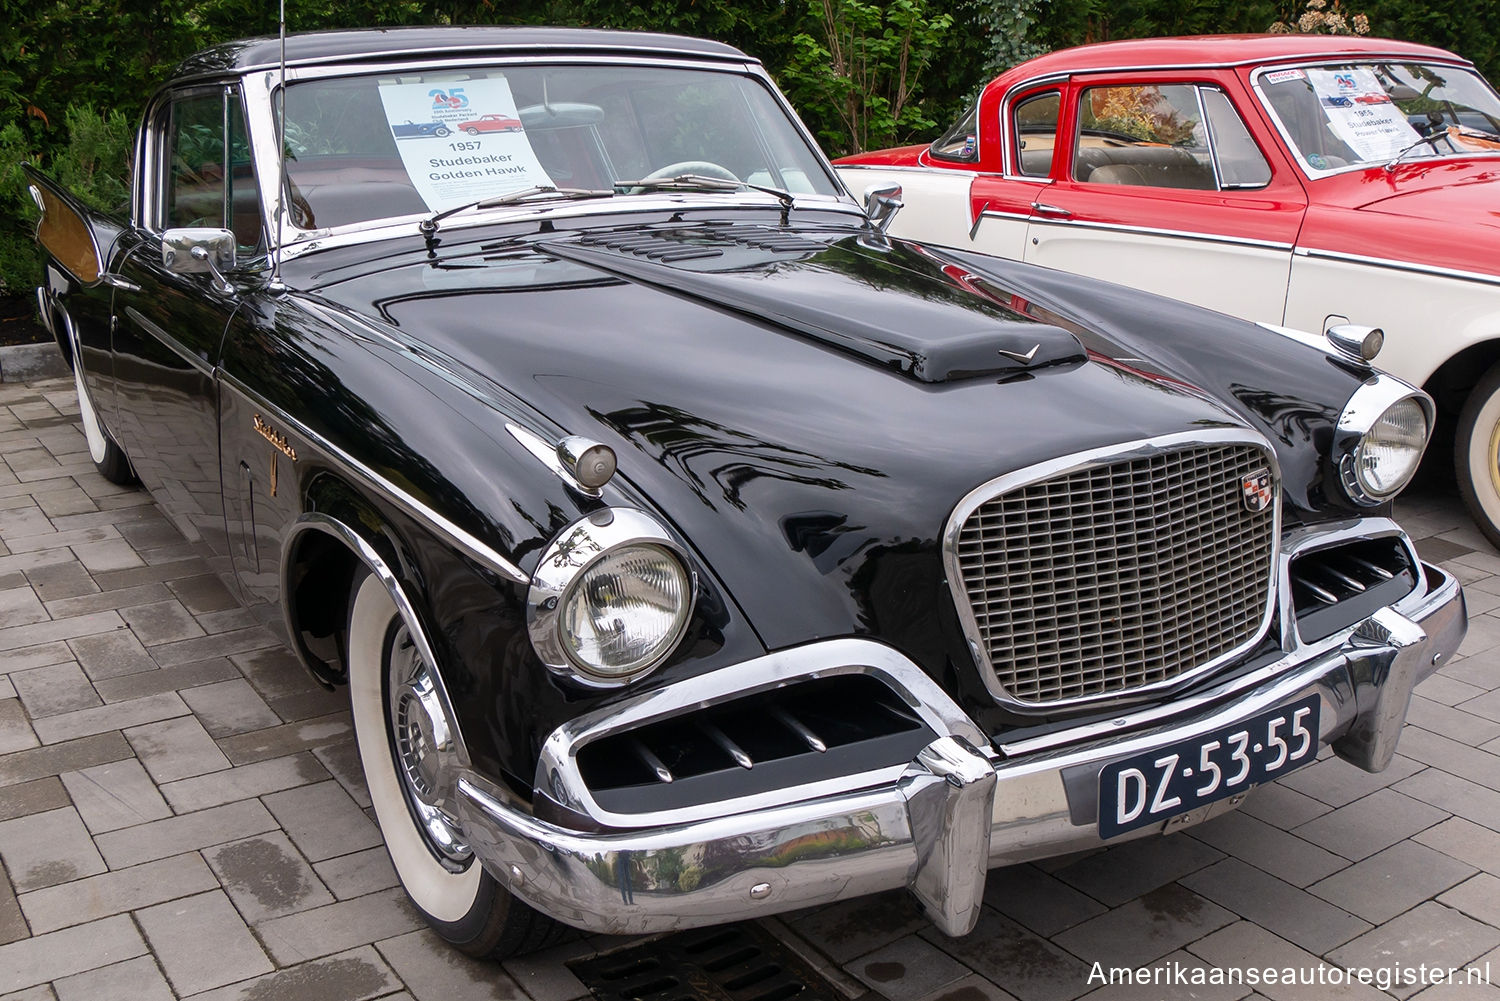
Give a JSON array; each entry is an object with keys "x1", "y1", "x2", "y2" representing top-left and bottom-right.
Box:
[{"x1": 0, "y1": 374, "x2": 1496, "y2": 1001}]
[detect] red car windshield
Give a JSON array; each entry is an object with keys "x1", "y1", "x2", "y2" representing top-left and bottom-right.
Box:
[{"x1": 1255, "y1": 61, "x2": 1500, "y2": 174}]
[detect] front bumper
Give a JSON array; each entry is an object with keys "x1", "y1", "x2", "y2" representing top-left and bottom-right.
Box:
[{"x1": 457, "y1": 559, "x2": 1464, "y2": 938}]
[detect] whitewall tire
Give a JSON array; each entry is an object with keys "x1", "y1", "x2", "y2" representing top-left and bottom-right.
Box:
[
  {"x1": 1456, "y1": 361, "x2": 1500, "y2": 551},
  {"x1": 70, "y1": 340, "x2": 135, "y2": 485}
]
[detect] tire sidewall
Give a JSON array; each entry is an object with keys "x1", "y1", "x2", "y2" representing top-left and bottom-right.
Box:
[
  {"x1": 1456, "y1": 366, "x2": 1500, "y2": 549},
  {"x1": 347, "y1": 573, "x2": 490, "y2": 929}
]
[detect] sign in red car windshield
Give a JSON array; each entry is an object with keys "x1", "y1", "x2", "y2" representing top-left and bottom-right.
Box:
[
  {"x1": 377, "y1": 77, "x2": 554, "y2": 211},
  {"x1": 1306, "y1": 67, "x2": 1421, "y2": 160}
]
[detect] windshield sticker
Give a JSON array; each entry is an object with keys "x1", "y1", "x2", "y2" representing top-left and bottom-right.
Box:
[
  {"x1": 1306, "y1": 68, "x2": 1421, "y2": 161},
  {"x1": 377, "y1": 78, "x2": 554, "y2": 211},
  {"x1": 1263, "y1": 68, "x2": 1306, "y2": 85}
]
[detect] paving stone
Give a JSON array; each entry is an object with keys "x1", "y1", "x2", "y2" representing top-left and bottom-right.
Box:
[
  {"x1": 22, "y1": 562, "x2": 96, "y2": 604},
  {"x1": 1439, "y1": 874, "x2": 1500, "y2": 928},
  {"x1": 89, "y1": 558, "x2": 204, "y2": 591},
  {"x1": 9, "y1": 663, "x2": 100, "y2": 718},
  {"x1": 270, "y1": 685, "x2": 352, "y2": 723},
  {"x1": 1396, "y1": 769, "x2": 1500, "y2": 831},
  {"x1": 30, "y1": 489, "x2": 96, "y2": 522},
  {"x1": 501, "y1": 937, "x2": 596, "y2": 1001},
  {"x1": 124, "y1": 714, "x2": 230, "y2": 783},
  {"x1": 0, "y1": 731, "x2": 132, "y2": 786},
  {"x1": 1409, "y1": 982, "x2": 1500, "y2": 1001},
  {"x1": 90, "y1": 657, "x2": 238, "y2": 705},
  {"x1": 1310, "y1": 840, "x2": 1476, "y2": 924},
  {"x1": 1397, "y1": 728, "x2": 1500, "y2": 794},
  {"x1": 1408, "y1": 697, "x2": 1500, "y2": 747},
  {"x1": 1053, "y1": 884, "x2": 1236, "y2": 970},
  {"x1": 256, "y1": 887, "x2": 424, "y2": 965},
  {"x1": 70, "y1": 540, "x2": 142, "y2": 574},
  {"x1": 1053, "y1": 832, "x2": 1225, "y2": 906},
  {"x1": 0, "y1": 588, "x2": 47, "y2": 630},
  {"x1": 64, "y1": 630, "x2": 155, "y2": 681},
  {"x1": 1180, "y1": 858, "x2": 1371, "y2": 954},
  {"x1": 0, "y1": 777, "x2": 67, "y2": 823},
  {"x1": 1071, "y1": 949, "x2": 1254, "y2": 1001},
  {"x1": 52, "y1": 956, "x2": 172, "y2": 1001},
  {"x1": 313, "y1": 739, "x2": 371, "y2": 808},
  {"x1": 0, "y1": 676, "x2": 12, "y2": 700},
  {"x1": 94, "y1": 799, "x2": 278, "y2": 869},
  {"x1": 313, "y1": 846, "x2": 399, "y2": 901},
  {"x1": 0, "y1": 914, "x2": 146, "y2": 995},
  {"x1": 31, "y1": 691, "x2": 188, "y2": 744},
  {"x1": 911, "y1": 974, "x2": 1019, "y2": 1001},
  {"x1": 6, "y1": 528, "x2": 120, "y2": 557},
  {"x1": 180, "y1": 677, "x2": 280, "y2": 737},
  {"x1": 846, "y1": 933, "x2": 971, "y2": 1000},
  {"x1": 983, "y1": 864, "x2": 1108, "y2": 938},
  {"x1": 1280, "y1": 753, "x2": 1425, "y2": 809},
  {"x1": 1240, "y1": 782, "x2": 1334, "y2": 831},
  {"x1": 164, "y1": 573, "x2": 239, "y2": 615},
  {"x1": 1291, "y1": 788, "x2": 1448, "y2": 861},
  {"x1": 1190, "y1": 921, "x2": 1388, "y2": 1001},
  {"x1": 19, "y1": 852, "x2": 218, "y2": 934},
  {"x1": 119, "y1": 599, "x2": 204, "y2": 647},
  {"x1": 0, "y1": 699, "x2": 37, "y2": 755},
  {"x1": 232, "y1": 646, "x2": 323, "y2": 700},
  {"x1": 183, "y1": 945, "x2": 403, "y2": 1001},
  {"x1": 216, "y1": 711, "x2": 353, "y2": 765},
  {"x1": 150, "y1": 626, "x2": 278, "y2": 668},
  {"x1": 925, "y1": 910, "x2": 1093, "y2": 1001},
  {"x1": 136, "y1": 890, "x2": 273, "y2": 996},
  {"x1": 1417, "y1": 675, "x2": 1490, "y2": 709},
  {"x1": 0, "y1": 807, "x2": 106, "y2": 891},
  {"x1": 0, "y1": 865, "x2": 25, "y2": 947},
  {"x1": 1188, "y1": 812, "x2": 1348, "y2": 888},
  {"x1": 204, "y1": 831, "x2": 335, "y2": 923},
  {"x1": 1458, "y1": 688, "x2": 1500, "y2": 725},
  {"x1": 60, "y1": 757, "x2": 171, "y2": 833},
  {"x1": 196, "y1": 607, "x2": 261, "y2": 635},
  {"x1": 114, "y1": 517, "x2": 182, "y2": 552},
  {"x1": 159, "y1": 751, "x2": 328, "y2": 813},
  {"x1": 376, "y1": 927, "x2": 532, "y2": 1000},
  {"x1": 0, "y1": 984, "x2": 56, "y2": 1001},
  {"x1": 0, "y1": 642, "x2": 73, "y2": 674},
  {"x1": 44, "y1": 582, "x2": 170, "y2": 619},
  {"x1": 1329, "y1": 904, "x2": 1500, "y2": 1000},
  {"x1": 0, "y1": 612, "x2": 123, "y2": 656},
  {"x1": 1416, "y1": 818, "x2": 1500, "y2": 871},
  {"x1": 263, "y1": 780, "x2": 381, "y2": 863},
  {"x1": 788, "y1": 890, "x2": 932, "y2": 964}
]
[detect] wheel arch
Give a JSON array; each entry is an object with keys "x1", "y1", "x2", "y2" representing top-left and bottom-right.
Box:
[
  {"x1": 279, "y1": 507, "x2": 473, "y2": 770},
  {"x1": 1423, "y1": 337, "x2": 1500, "y2": 417}
]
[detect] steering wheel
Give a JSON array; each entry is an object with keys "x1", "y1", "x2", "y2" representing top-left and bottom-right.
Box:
[{"x1": 641, "y1": 160, "x2": 740, "y2": 182}]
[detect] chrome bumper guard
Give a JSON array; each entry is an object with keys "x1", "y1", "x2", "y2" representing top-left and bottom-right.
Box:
[{"x1": 457, "y1": 562, "x2": 1464, "y2": 938}]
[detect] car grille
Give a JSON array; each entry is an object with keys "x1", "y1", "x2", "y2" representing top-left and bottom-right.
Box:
[{"x1": 951, "y1": 439, "x2": 1277, "y2": 706}]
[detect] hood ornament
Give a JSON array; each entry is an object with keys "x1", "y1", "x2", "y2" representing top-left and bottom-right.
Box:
[{"x1": 996, "y1": 344, "x2": 1040, "y2": 364}]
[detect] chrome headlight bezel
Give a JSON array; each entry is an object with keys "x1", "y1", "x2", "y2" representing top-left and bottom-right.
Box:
[
  {"x1": 1335, "y1": 374, "x2": 1435, "y2": 506},
  {"x1": 527, "y1": 508, "x2": 696, "y2": 688}
]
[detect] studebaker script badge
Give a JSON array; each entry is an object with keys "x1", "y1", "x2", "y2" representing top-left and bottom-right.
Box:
[
  {"x1": 1241, "y1": 468, "x2": 1273, "y2": 513},
  {"x1": 254, "y1": 415, "x2": 297, "y2": 497}
]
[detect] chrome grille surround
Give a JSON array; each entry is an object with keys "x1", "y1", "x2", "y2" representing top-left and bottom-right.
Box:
[{"x1": 944, "y1": 429, "x2": 1281, "y2": 709}]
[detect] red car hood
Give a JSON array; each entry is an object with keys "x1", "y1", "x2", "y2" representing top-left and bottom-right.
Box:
[{"x1": 1332, "y1": 160, "x2": 1500, "y2": 221}]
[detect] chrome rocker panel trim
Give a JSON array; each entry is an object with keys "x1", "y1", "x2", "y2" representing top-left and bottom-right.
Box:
[{"x1": 456, "y1": 554, "x2": 1463, "y2": 939}]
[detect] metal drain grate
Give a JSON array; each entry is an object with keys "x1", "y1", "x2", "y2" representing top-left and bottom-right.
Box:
[{"x1": 568, "y1": 923, "x2": 850, "y2": 1001}]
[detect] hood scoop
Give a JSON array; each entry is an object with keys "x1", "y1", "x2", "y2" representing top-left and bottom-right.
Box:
[{"x1": 543, "y1": 229, "x2": 1087, "y2": 383}]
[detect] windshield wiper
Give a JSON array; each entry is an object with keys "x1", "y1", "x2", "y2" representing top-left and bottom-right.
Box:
[
  {"x1": 420, "y1": 185, "x2": 614, "y2": 244},
  {"x1": 1384, "y1": 130, "x2": 1454, "y2": 172},
  {"x1": 613, "y1": 173, "x2": 797, "y2": 224}
]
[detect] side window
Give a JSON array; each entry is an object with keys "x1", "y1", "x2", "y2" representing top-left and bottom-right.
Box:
[
  {"x1": 1201, "y1": 88, "x2": 1272, "y2": 188},
  {"x1": 1074, "y1": 84, "x2": 1215, "y2": 190},
  {"x1": 160, "y1": 87, "x2": 263, "y2": 255},
  {"x1": 1013, "y1": 91, "x2": 1060, "y2": 177}
]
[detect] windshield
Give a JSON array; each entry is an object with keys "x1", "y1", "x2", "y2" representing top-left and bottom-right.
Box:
[
  {"x1": 279, "y1": 63, "x2": 840, "y2": 229},
  {"x1": 1256, "y1": 62, "x2": 1500, "y2": 173}
]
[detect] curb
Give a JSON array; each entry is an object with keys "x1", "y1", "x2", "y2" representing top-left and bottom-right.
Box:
[{"x1": 0, "y1": 341, "x2": 68, "y2": 383}]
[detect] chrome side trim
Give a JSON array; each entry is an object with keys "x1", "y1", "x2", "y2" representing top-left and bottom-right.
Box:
[
  {"x1": 1294, "y1": 245, "x2": 1500, "y2": 288},
  {"x1": 943, "y1": 427, "x2": 1282, "y2": 711},
  {"x1": 535, "y1": 637, "x2": 989, "y2": 829},
  {"x1": 218, "y1": 369, "x2": 527, "y2": 584},
  {"x1": 124, "y1": 306, "x2": 214, "y2": 377},
  {"x1": 1023, "y1": 214, "x2": 1294, "y2": 251},
  {"x1": 279, "y1": 512, "x2": 471, "y2": 767}
]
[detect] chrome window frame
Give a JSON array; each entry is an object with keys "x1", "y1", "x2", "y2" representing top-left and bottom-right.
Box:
[
  {"x1": 1249, "y1": 57, "x2": 1500, "y2": 180},
  {"x1": 942, "y1": 427, "x2": 1283, "y2": 712}
]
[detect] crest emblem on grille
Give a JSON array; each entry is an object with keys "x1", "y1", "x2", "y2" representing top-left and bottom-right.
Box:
[{"x1": 1241, "y1": 468, "x2": 1274, "y2": 513}]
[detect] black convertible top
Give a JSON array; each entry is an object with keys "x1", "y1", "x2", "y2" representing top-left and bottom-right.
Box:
[{"x1": 172, "y1": 25, "x2": 752, "y2": 79}]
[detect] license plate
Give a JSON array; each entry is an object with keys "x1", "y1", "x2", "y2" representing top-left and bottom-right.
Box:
[{"x1": 1099, "y1": 694, "x2": 1321, "y2": 839}]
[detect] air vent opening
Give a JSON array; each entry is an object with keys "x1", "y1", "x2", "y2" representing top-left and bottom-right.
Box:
[{"x1": 1291, "y1": 536, "x2": 1417, "y2": 642}]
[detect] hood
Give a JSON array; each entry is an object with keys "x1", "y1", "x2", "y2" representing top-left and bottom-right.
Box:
[
  {"x1": 1350, "y1": 161, "x2": 1500, "y2": 223},
  {"x1": 311, "y1": 219, "x2": 1364, "y2": 720}
]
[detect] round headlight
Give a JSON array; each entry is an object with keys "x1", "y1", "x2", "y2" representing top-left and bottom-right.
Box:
[
  {"x1": 558, "y1": 544, "x2": 691, "y2": 679},
  {"x1": 1351, "y1": 397, "x2": 1429, "y2": 500}
]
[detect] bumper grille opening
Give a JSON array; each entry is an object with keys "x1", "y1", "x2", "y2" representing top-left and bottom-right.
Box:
[
  {"x1": 577, "y1": 674, "x2": 934, "y2": 818},
  {"x1": 1291, "y1": 537, "x2": 1417, "y2": 642},
  {"x1": 953, "y1": 441, "x2": 1277, "y2": 706}
]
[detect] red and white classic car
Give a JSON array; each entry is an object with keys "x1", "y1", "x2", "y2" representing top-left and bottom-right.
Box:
[{"x1": 835, "y1": 35, "x2": 1500, "y2": 545}]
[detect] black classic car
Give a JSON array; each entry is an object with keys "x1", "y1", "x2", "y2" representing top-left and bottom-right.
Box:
[{"x1": 27, "y1": 26, "x2": 1466, "y2": 959}]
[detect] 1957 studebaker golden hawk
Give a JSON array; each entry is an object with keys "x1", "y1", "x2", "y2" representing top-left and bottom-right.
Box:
[{"x1": 26, "y1": 26, "x2": 1466, "y2": 959}]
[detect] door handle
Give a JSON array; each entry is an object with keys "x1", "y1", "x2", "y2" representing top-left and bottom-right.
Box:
[{"x1": 1031, "y1": 202, "x2": 1072, "y2": 218}]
